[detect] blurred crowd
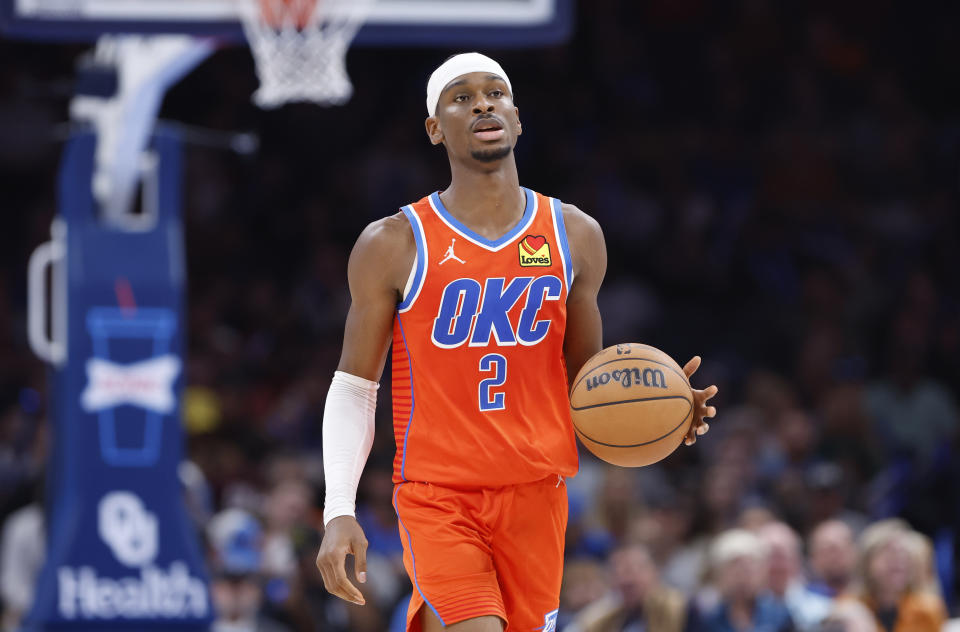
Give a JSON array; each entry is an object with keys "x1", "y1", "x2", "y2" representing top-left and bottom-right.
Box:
[{"x1": 1, "y1": 0, "x2": 959, "y2": 630}]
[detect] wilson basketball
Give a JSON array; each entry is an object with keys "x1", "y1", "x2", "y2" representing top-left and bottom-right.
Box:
[{"x1": 570, "y1": 343, "x2": 693, "y2": 467}]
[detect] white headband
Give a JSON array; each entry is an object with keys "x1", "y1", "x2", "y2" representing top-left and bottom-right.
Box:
[{"x1": 426, "y1": 52, "x2": 512, "y2": 117}]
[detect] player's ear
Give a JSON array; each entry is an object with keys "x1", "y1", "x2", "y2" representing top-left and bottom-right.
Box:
[
  {"x1": 425, "y1": 116, "x2": 444, "y2": 146},
  {"x1": 514, "y1": 107, "x2": 522, "y2": 136}
]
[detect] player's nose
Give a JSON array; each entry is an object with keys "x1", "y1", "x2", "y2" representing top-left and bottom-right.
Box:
[{"x1": 472, "y1": 94, "x2": 495, "y2": 114}]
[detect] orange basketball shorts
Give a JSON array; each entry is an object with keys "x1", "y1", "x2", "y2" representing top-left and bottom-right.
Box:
[{"x1": 393, "y1": 475, "x2": 568, "y2": 631}]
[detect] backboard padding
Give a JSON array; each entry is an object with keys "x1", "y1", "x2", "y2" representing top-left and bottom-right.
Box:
[{"x1": 1, "y1": 0, "x2": 574, "y2": 46}]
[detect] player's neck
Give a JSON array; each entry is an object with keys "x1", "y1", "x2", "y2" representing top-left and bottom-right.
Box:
[{"x1": 441, "y1": 157, "x2": 523, "y2": 236}]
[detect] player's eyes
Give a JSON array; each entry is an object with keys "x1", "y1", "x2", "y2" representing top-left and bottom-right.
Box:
[
  {"x1": 490, "y1": 90, "x2": 503, "y2": 98},
  {"x1": 454, "y1": 94, "x2": 469, "y2": 103}
]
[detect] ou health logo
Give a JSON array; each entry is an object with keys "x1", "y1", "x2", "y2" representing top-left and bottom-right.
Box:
[{"x1": 98, "y1": 491, "x2": 158, "y2": 567}]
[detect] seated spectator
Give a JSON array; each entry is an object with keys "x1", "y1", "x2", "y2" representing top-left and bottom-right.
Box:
[
  {"x1": 820, "y1": 599, "x2": 878, "y2": 632},
  {"x1": 901, "y1": 529, "x2": 941, "y2": 598},
  {"x1": 207, "y1": 509, "x2": 290, "y2": 632},
  {"x1": 558, "y1": 557, "x2": 609, "y2": 630},
  {"x1": 757, "y1": 521, "x2": 832, "y2": 630},
  {"x1": 804, "y1": 462, "x2": 869, "y2": 535},
  {"x1": 564, "y1": 542, "x2": 691, "y2": 632},
  {"x1": 701, "y1": 529, "x2": 794, "y2": 632},
  {"x1": 0, "y1": 502, "x2": 42, "y2": 632},
  {"x1": 808, "y1": 519, "x2": 857, "y2": 598},
  {"x1": 849, "y1": 520, "x2": 946, "y2": 632},
  {"x1": 864, "y1": 333, "x2": 959, "y2": 467},
  {"x1": 649, "y1": 498, "x2": 708, "y2": 597},
  {"x1": 261, "y1": 476, "x2": 314, "y2": 604}
]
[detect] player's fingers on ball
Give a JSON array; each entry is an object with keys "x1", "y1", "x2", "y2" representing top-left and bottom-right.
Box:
[
  {"x1": 704, "y1": 384, "x2": 719, "y2": 399},
  {"x1": 682, "y1": 356, "x2": 701, "y2": 378},
  {"x1": 706, "y1": 406, "x2": 717, "y2": 418},
  {"x1": 696, "y1": 422, "x2": 710, "y2": 436}
]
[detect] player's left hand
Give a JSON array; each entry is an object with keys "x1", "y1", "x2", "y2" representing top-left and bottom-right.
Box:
[{"x1": 682, "y1": 356, "x2": 718, "y2": 446}]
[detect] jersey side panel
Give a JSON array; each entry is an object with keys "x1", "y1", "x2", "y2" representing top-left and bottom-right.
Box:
[{"x1": 391, "y1": 316, "x2": 414, "y2": 480}]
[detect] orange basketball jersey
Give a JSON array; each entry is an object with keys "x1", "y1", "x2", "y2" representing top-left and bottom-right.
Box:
[{"x1": 391, "y1": 188, "x2": 579, "y2": 487}]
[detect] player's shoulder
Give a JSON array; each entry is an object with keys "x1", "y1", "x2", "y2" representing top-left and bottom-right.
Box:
[
  {"x1": 348, "y1": 212, "x2": 416, "y2": 291},
  {"x1": 532, "y1": 190, "x2": 601, "y2": 238},
  {"x1": 560, "y1": 202, "x2": 601, "y2": 232},
  {"x1": 553, "y1": 202, "x2": 606, "y2": 282},
  {"x1": 558, "y1": 202, "x2": 604, "y2": 248},
  {"x1": 354, "y1": 211, "x2": 415, "y2": 256}
]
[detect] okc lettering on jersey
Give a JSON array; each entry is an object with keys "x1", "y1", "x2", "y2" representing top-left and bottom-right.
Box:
[{"x1": 431, "y1": 276, "x2": 564, "y2": 348}]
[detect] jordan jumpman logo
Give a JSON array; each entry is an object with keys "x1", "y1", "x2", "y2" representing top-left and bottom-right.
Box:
[{"x1": 439, "y1": 238, "x2": 466, "y2": 265}]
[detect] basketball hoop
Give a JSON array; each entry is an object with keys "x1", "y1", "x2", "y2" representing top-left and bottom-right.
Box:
[{"x1": 239, "y1": 0, "x2": 375, "y2": 108}]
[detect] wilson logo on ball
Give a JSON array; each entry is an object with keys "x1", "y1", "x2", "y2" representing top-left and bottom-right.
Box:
[{"x1": 585, "y1": 367, "x2": 667, "y2": 391}]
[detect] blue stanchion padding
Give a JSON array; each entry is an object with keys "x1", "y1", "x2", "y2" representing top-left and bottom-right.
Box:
[{"x1": 25, "y1": 128, "x2": 212, "y2": 630}]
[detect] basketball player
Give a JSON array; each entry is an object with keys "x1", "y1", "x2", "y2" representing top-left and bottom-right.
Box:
[{"x1": 315, "y1": 53, "x2": 718, "y2": 632}]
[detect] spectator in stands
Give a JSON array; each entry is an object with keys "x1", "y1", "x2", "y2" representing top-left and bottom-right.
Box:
[
  {"x1": 0, "y1": 500, "x2": 42, "y2": 632},
  {"x1": 261, "y1": 476, "x2": 313, "y2": 595},
  {"x1": 557, "y1": 558, "x2": 609, "y2": 630},
  {"x1": 757, "y1": 521, "x2": 832, "y2": 630},
  {"x1": 808, "y1": 519, "x2": 857, "y2": 598},
  {"x1": 647, "y1": 497, "x2": 705, "y2": 597},
  {"x1": 820, "y1": 599, "x2": 879, "y2": 632},
  {"x1": 901, "y1": 530, "x2": 941, "y2": 598},
  {"x1": 564, "y1": 542, "x2": 692, "y2": 632},
  {"x1": 851, "y1": 520, "x2": 946, "y2": 632},
  {"x1": 701, "y1": 529, "x2": 794, "y2": 632},
  {"x1": 864, "y1": 317, "x2": 959, "y2": 467},
  {"x1": 260, "y1": 473, "x2": 322, "y2": 630},
  {"x1": 207, "y1": 509, "x2": 290, "y2": 632},
  {"x1": 804, "y1": 463, "x2": 869, "y2": 536}
]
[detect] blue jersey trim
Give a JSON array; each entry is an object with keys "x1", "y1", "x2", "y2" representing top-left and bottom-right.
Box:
[
  {"x1": 551, "y1": 198, "x2": 574, "y2": 291},
  {"x1": 393, "y1": 484, "x2": 445, "y2": 626},
  {"x1": 429, "y1": 187, "x2": 536, "y2": 250},
  {"x1": 397, "y1": 316, "x2": 415, "y2": 481},
  {"x1": 398, "y1": 206, "x2": 427, "y2": 312}
]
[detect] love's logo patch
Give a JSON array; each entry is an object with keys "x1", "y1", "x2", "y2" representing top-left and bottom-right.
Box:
[{"x1": 519, "y1": 235, "x2": 552, "y2": 267}]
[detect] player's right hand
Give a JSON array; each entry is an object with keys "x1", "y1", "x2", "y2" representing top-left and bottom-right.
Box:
[{"x1": 316, "y1": 515, "x2": 368, "y2": 606}]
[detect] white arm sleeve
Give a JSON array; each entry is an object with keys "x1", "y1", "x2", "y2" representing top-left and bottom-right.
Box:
[{"x1": 322, "y1": 370, "x2": 378, "y2": 526}]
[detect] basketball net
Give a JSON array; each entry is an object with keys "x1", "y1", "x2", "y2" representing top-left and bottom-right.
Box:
[{"x1": 239, "y1": 0, "x2": 375, "y2": 108}]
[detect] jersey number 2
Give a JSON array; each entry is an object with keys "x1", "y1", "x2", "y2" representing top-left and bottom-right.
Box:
[{"x1": 478, "y1": 353, "x2": 507, "y2": 411}]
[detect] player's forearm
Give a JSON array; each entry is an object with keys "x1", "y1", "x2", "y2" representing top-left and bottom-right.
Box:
[
  {"x1": 563, "y1": 298, "x2": 603, "y2": 386},
  {"x1": 321, "y1": 371, "x2": 378, "y2": 525}
]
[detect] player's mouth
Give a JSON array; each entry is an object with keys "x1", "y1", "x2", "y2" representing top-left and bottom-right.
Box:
[{"x1": 472, "y1": 117, "x2": 505, "y2": 141}]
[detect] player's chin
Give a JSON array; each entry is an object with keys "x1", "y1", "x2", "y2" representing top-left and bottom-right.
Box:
[{"x1": 469, "y1": 143, "x2": 512, "y2": 163}]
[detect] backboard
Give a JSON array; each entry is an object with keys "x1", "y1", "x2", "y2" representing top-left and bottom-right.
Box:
[{"x1": 0, "y1": 0, "x2": 574, "y2": 46}]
